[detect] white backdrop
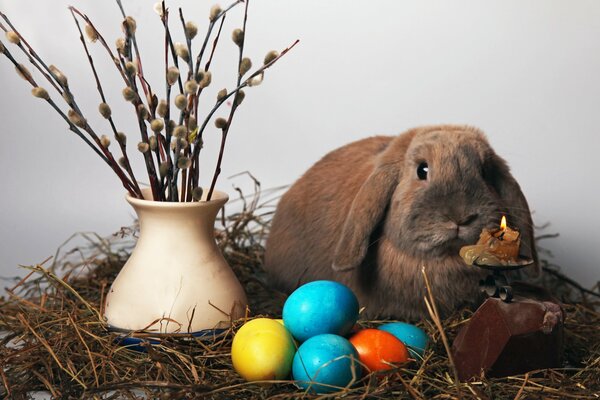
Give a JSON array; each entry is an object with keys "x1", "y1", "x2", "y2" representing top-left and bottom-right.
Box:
[{"x1": 1, "y1": 0, "x2": 599, "y2": 286}]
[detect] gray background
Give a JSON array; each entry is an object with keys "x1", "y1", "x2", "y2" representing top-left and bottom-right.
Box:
[{"x1": 1, "y1": 0, "x2": 599, "y2": 286}]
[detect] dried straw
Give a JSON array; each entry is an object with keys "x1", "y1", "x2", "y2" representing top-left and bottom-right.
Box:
[{"x1": 1, "y1": 182, "x2": 599, "y2": 399}]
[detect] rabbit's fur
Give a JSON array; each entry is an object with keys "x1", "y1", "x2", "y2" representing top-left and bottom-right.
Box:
[{"x1": 264, "y1": 125, "x2": 538, "y2": 320}]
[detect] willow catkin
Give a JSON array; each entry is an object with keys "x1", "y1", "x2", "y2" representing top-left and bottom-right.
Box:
[
  {"x1": 209, "y1": 5, "x2": 222, "y2": 22},
  {"x1": 5, "y1": 31, "x2": 20, "y2": 45},
  {"x1": 122, "y1": 87, "x2": 136, "y2": 102},
  {"x1": 239, "y1": 58, "x2": 252, "y2": 76},
  {"x1": 68, "y1": 109, "x2": 87, "y2": 128},
  {"x1": 264, "y1": 50, "x2": 279, "y2": 65},
  {"x1": 99, "y1": 103, "x2": 112, "y2": 119},
  {"x1": 167, "y1": 67, "x2": 180, "y2": 86},
  {"x1": 185, "y1": 21, "x2": 198, "y2": 40},
  {"x1": 175, "y1": 94, "x2": 187, "y2": 110},
  {"x1": 232, "y1": 29, "x2": 244, "y2": 47},
  {"x1": 215, "y1": 117, "x2": 227, "y2": 129},
  {"x1": 31, "y1": 87, "x2": 50, "y2": 100}
]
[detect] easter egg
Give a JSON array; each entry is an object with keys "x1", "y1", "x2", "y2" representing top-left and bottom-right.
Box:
[
  {"x1": 231, "y1": 318, "x2": 296, "y2": 381},
  {"x1": 283, "y1": 280, "x2": 359, "y2": 342},
  {"x1": 292, "y1": 334, "x2": 361, "y2": 393},
  {"x1": 379, "y1": 322, "x2": 429, "y2": 359},
  {"x1": 349, "y1": 328, "x2": 409, "y2": 372}
]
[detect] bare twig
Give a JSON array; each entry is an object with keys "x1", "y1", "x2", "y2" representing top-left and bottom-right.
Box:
[{"x1": 542, "y1": 265, "x2": 600, "y2": 299}]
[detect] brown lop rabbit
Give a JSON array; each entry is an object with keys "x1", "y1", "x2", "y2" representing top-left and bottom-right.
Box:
[{"x1": 264, "y1": 125, "x2": 538, "y2": 320}]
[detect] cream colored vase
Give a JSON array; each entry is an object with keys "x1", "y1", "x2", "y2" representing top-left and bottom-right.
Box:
[{"x1": 104, "y1": 188, "x2": 247, "y2": 334}]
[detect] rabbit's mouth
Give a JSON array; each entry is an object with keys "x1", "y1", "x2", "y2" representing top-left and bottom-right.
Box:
[
  {"x1": 412, "y1": 225, "x2": 480, "y2": 256},
  {"x1": 412, "y1": 235, "x2": 463, "y2": 256}
]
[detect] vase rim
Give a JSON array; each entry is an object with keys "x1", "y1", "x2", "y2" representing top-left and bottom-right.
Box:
[{"x1": 126, "y1": 187, "x2": 228, "y2": 208}]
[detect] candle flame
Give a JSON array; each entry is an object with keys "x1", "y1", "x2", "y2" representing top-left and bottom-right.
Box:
[{"x1": 500, "y1": 215, "x2": 507, "y2": 231}]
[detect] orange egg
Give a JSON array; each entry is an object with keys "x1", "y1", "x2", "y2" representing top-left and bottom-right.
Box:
[{"x1": 349, "y1": 328, "x2": 409, "y2": 372}]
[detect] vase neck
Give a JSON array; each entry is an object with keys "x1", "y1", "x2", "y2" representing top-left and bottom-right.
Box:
[{"x1": 126, "y1": 190, "x2": 228, "y2": 241}]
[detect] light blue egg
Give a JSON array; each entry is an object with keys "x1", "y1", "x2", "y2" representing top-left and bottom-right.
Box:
[
  {"x1": 292, "y1": 334, "x2": 361, "y2": 394},
  {"x1": 283, "y1": 280, "x2": 358, "y2": 342},
  {"x1": 379, "y1": 322, "x2": 429, "y2": 359}
]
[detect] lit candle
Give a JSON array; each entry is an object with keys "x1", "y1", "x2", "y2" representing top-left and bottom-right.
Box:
[
  {"x1": 491, "y1": 215, "x2": 520, "y2": 248},
  {"x1": 498, "y1": 215, "x2": 507, "y2": 238},
  {"x1": 459, "y1": 215, "x2": 521, "y2": 266}
]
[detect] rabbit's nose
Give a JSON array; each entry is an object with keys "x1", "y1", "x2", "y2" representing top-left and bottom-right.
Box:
[{"x1": 458, "y1": 213, "x2": 479, "y2": 226}]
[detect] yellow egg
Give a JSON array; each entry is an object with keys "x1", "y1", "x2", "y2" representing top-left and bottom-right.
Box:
[{"x1": 231, "y1": 318, "x2": 296, "y2": 381}]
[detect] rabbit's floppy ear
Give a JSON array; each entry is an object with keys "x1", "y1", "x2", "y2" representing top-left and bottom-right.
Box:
[
  {"x1": 488, "y1": 154, "x2": 539, "y2": 275},
  {"x1": 332, "y1": 133, "x2": 414, "y2": 272},
  {"x1": 331, "y1": 165, "x2": 398, "y2": 271}
]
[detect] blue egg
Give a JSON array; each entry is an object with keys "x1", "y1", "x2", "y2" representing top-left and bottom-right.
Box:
[
  {"x1": 292, "y1": 334, "x2": 361, "y2": 394},
  {"x1": 283, "y1": 280, "x2": 359, "y2": 342},
  {"x1": 378, "y1": 322, "x2": 429, "y2": 359}
]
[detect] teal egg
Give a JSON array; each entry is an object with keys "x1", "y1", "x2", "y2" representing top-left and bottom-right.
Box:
[
  {"x1": 379, "y1": 322, "x2": 429, "y2": 359},
  {"x1": 283, "y1": 280, "x2": 359, "y2": 342},
  {"x1": 292, "y1": 333, "x2": 361, "y2": 393}
]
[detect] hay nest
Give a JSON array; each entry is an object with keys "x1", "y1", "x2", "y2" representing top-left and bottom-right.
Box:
[{"x1": 1, "y1": 185, "x2": 599, "y2": 399}]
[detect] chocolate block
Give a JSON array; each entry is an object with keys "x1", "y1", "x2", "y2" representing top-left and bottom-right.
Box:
[{"x1": 451, "y1": 296, "x2": 564, "y2": 381}]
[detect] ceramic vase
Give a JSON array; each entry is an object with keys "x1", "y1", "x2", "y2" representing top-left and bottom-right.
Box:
[{"x1": 104, "y1": 188, "x2": 247, "y2": 334}]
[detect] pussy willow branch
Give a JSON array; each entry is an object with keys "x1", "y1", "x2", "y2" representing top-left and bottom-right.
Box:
[
  {"x1": 161, "y1": 5, "x2": 184, "y2": 96},
  {"x1": 187, "y1": 0, "x2": 241, "y2": 130},
  {"x1": 2, "y1": 2, "x2": 297, "y2": 202},
  {"x1": 68, "y1": 98, "x2": 140, "y2": 198},
  {"x1": 204, "y1": 0, "x2": 250, "y2": 201},
  {"x1": 0, "y1": 16, "x2": 63, "y2": 94},
  {"x1": 184, "y1": 11, "x2": 227, "y2": 201},
  {"x1": 113, "y1": 2, "x2": 165, "y2": 196},
  {"x1": 160, "y1": 3, "x2": 187, "y2": 202},
  {"x1": 146, "y1": 89, "x2": 167, "y2": 197},
  {"x1": 189, "y1": 39, "x2": 299, "y2": 198},
  {"x1": 69, "y1": 8, "x2": 142, "y2": 198},
  {"x1": 42, "y1": 39, "x2": 139, "y2": 196},
  {"x1": 206, "y1": 38, "x2": 300, "y2": 200},
  {"x1": 0, "y1": 43, "x2": 146, "y2": 197},
  {"x1": 189, "y1": 1, "x2": 239, "y2": 123},
  {"x1": 178, "y1": 9, "x2": 194, "y2": 80},
  {"x1": 178, "y1": 8, "x2": 196, "y2": 202},
  {"x1": 160, "y1": 2, "x2": 178, "y2": 201},
  {"x1": 193, "y1": 0, "x2": 243, "y2": 78},
  {"x1": 170, "y1": 3, "x2": 237, "y2": 202},
  {"x1": 114, "y1": 1, "x2": 164, "y2": 199},
  {"x1": 123, "y1": 60, "x2": 162, "y2": 200},
  {"x1": 0, "y1": 17, "x2": 139, "y2": 197},
  {"x1": 106, "y1": 25, "x2": 161, "y2": 198},
  {"x1": 69, "y1": 8, "x2": 128, "y2": 84},
  {"x1": 187, "y1": 15, "x2": 227, "y2": 201},
  {"x1": 149, "y1": 79, "x2": 168, "y2": 167},
  {"x1": 175, "y1": 8, "x2": 195, "y2": 201},
  {"x1": 115, "y1": 0, "x2": 150, "y2": 100},
  {"x1": 69, "y1": 7, "x2": 158, "y2": 199},
  {"x1": 0, "y1": 45, "x2": 103, "y2": 162}
]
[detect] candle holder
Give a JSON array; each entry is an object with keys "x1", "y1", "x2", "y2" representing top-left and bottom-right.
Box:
[
  {"x1": 453, "y1": 215, "x2": 564, "y2": 381},
  {"x1": 474, "y1": 258, "x2": 534, "y2": 302}
]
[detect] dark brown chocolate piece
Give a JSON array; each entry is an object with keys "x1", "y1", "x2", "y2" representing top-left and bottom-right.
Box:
[{"x1": 451, "y1": 296, "x2": 564, "y2": 381}]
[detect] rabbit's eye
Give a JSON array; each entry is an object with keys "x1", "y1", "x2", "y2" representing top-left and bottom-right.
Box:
[{"x1": 417, "y1": 162, "x2": 429, "y2": 180}]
